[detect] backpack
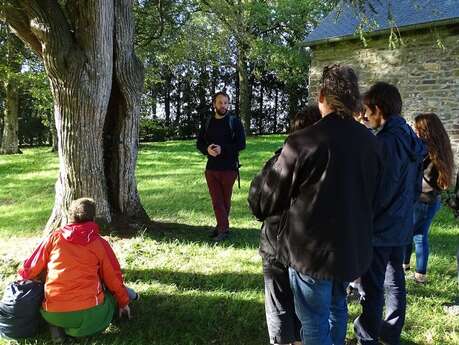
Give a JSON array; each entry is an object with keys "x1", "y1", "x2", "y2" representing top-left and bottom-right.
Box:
[
  {"x1": 204, "y1": 111, "x2": 239, "y2": 141},
  {"x1": 0, "y1": 280, "x2": 44, "y2": 339}
]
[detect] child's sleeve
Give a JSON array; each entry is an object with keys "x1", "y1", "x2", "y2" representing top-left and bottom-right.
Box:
[
  {"x1": 98, "y1": 238, "x2": 130, "y2": 308},
  {"x1": 18, "y1": 234, "x2": 53, "y2": 280}
]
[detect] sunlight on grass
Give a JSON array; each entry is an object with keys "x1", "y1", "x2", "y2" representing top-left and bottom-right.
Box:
[{"x1": 0, "y1": 135, "x2": 458, "y2": 345}]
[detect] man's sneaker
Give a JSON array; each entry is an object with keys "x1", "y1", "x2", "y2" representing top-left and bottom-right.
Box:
[
  {"x1": 209, "y1": 227, "x2": 218, "y2": 238},
  {"x1": 213, "y1": 231, "x2": 229, "y2": 242},
  {"x1": 414, "y1": 272, "x2": 427, "y2": 284},
  {"x1": 49, "y1": 326, "x2": 66, "y2": 344},
  {"x1": 444, "y1": 303, "x2": 459, "y2": 316},
  {"x1": 346, "y1": 285, "x2": 362, "y2": 302}
]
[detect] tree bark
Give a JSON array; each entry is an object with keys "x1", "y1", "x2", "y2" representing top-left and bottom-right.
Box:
[
  {"x1": 237, "y1": 46, "x2": 250, "y2": 132},
  {"x1": 258, "y1": 82, "x2": 263, "y2": 134},
  {"x1": 273, "y1": 87, "x2": 278, "y2": 133},
  {"x1": 104, "y1": 0, "x2": 149, "y2": 227},
  {"x1": 164, "y1": 70, "x2": 172, "y2": 126},
  {"x1": 4, "y1": 0, "x2": 149, "y2": 232},
  {"x1": 1, "y1": 77, "x2": 20, "y2": 154},
  {"x1": 0, "y1": 34, "x2": 22, "y2": 155}
]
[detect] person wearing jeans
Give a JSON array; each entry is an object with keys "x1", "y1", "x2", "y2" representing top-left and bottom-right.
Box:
[
  {"x1": 288, "y1": 269, "x2": 348, "y2": 345},
  {"x1": 403, "y1": 198, "x2": 441, "y2": 282},
  {"x1": 403, "y1": 113, "x2": 454, "y2": 284},
  {"x1": 354, "y1": 83, "x2": 426, "y2": 345},
  {"x1": 252, "y1": 64, "x2": 382, "y2": 345}
]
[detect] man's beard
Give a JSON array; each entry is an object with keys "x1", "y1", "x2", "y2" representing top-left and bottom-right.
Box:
[{"x1": 215, "y1": 108, "x2": 227, "y2": 116}]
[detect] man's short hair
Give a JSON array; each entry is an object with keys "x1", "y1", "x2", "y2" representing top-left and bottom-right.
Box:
[
  {"x1": 212, "y1": 91, "x2": 230, "y2": 104},
  {"x1": 68, "y1": 198, "x2": 96, "y2": 223},
  {"x1": 363, "y1": 82, "x2": 402, "y2": 119},
  {"x1": 320, "y1": 64, "x2": 360, "y2": 117}
]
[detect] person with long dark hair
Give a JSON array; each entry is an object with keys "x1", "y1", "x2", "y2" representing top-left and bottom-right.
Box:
[{"x1": 403, "y1": 113, "x2": 454, "y2": 284}]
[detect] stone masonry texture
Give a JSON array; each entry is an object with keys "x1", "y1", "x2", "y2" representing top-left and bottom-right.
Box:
[{"x1": 308, "y1": 24, "x2": 459, "y2": 161}]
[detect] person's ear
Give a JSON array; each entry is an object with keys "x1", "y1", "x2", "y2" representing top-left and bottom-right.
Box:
[
  {"x1": 375, "y1": 105, "x2": 384, "y2": 118},
  {"x1": 318, "y1": 89, "x2": 325, "y2": 104}
]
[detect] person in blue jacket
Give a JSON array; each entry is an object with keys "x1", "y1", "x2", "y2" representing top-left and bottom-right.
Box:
[{"x1": 354, "y1": 82, "x2": 426, "y2": 345}]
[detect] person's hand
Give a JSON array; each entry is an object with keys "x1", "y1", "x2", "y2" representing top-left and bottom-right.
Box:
[
  {"x1": 119, "y1": 304, "x2": 131, "y2": 320},
  {"x1": 213, "y1": 144, "x2": 221, "y2": 155},
  {"x1": 207, "y1": 144, "x2": 220, "y2": 157}
]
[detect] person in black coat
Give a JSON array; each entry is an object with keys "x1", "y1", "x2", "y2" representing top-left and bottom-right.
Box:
[
  {"x1": 250, "y1": 64, "x2": 382, "y2": 345},
  {"x1": 249, "y1": 105, "x2": 321, "y2": 345}
]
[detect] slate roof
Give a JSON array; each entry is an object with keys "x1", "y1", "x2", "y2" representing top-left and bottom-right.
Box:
[{"x1": 305, "y1": 0, "x2": 459, "y2": 46}]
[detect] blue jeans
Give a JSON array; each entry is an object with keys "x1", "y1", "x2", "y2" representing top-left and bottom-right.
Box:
[
  {"x1": 354, "y1": 246, "x2": 406, "y2": 345},
  {"x1": 404, "y1": 198, "x2": 441, "y2": 274},
  {"x1": 288, "y1": 268, "x2": 348, "y2": 345}
]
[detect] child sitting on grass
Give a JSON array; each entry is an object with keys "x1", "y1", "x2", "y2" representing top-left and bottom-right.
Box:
[{"x1": 18, "y1": 197, "x2": 138, "y2": 343}]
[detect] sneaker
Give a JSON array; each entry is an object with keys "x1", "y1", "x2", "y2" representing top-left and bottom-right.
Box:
[
  {"x1": 209, "y1": 227, "x2": 218, "y2": 238},
  {"x1": 213, "y1": 231, "x2": 229, "y2": 242},
  {"x1": 49, "y1": 326, "x2": 66, "y2": 344},
  {"x1": 414, "y1": 272, "x2": 427, "y2": 284},
  {"x1": 346, "y1": 285, "x2": 362, "y2": 302},
  {"x1": 444, "y1": 304, "x2": 459, "y2": 316},
  {"x1": 402, "y1": 264, "x2": 410, "y2": 271}
]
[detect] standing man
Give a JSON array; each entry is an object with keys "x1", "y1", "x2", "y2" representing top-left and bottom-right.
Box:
[
  {"x1": 252, "y1": 64, "x2": 382, "y2": 345},
  {"x1": 354, "y1": 82, "x2": 426, "y2": 345},
  {"x1": 197, "y1": 91, "x2": 246, "y2": 242}
]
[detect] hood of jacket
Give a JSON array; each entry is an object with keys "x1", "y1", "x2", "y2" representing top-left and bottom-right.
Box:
[
  {"x1": 60, "y1": 221, "x2": 100, "y2": 245},
  {"x1": 379, "y1": 115, "x2": 426, "y2": 162}
]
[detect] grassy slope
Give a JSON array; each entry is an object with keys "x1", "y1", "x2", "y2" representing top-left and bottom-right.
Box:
[{"x1": 0, "y1": 136, "x2": 457, "y2": 345}]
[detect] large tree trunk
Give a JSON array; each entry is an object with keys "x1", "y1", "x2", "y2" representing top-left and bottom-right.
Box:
[
  {"x1": 4, "y1": 0, "x2": 149, "y2": 232},
  {"x1": 0, "y1": 34, "x2": 22, "y2": 155},
  {"x1": 104, "y1": 1, "x2": 149, "y2": 227}
]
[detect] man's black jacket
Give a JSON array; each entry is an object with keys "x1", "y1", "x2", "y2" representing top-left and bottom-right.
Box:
[{"x1": 248, "y1": 113, "x2": 382, "y2": 282}]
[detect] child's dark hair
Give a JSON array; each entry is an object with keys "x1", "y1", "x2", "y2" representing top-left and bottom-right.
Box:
[
  {"x1": 363, "y1": 82, "x2": 402, "y2": 119},
  {"x1": 290, "y1": 104, "x2": 322, "y2": 132},
  {"x1": 320, "y1": 64, "x2": 360, "y2": 118},
  {"x1": 212, "y1": 91, "x2": 230, "y2": 104},
  {"x1": 68, "y1": 198, "x2": 96, "y2": 223}
]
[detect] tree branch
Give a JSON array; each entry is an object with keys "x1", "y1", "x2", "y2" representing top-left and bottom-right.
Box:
[{"x1": 1, "y1": 1, "x2": 43, "y2": 57}]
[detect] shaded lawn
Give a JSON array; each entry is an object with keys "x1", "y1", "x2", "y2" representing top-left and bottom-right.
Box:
[{"x1": 0, "y1": 136, "x2": 458, "y2": 345}]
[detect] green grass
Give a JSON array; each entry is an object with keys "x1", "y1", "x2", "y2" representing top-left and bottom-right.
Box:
[{"x1": 0, "y1": 135, "x2": 458, "y2": 345}]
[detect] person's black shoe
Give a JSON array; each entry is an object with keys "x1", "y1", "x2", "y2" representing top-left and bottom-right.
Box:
[
  {"x1": 213, "y1": 231, "x2": 229, "y2": 242},
  {"x1": 49, "y1": 326, "x2": 66, "y2": 344},
  {"x1": 209, "y1": 227, "x2": 218, "y2": 238}
]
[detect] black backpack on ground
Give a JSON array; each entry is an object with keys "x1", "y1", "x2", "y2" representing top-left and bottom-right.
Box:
[{"x1": 0, "y1": 280, "x2": 44, "y2": 339}]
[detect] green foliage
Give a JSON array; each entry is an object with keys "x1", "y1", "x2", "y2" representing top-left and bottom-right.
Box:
[
  {"x1": 139, "y1": 118, "x2": 173, "y2": 141},
  {"x1": 0, "y1": 135, "x2": 458, "y2": 344}
]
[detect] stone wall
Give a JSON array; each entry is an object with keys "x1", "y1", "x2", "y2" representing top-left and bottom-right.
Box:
[{"x1": 308, "y1": 24, "x2": 459, "y2": 160}]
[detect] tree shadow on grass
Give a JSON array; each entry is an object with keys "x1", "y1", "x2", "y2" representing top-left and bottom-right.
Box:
[
  {"x1": 93, "y1": 292, "x2": 267, "y2": 345},
  {"x1": 106, "y1": 221, "x2": 261, "y2": 251},
  {"x1": 124, "y1": 268, "x2": 263, "y2": 293}
]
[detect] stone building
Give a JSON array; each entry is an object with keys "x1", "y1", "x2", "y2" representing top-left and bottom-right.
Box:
[{"x1": 305, "y1": 0, "x2": 459, "y2": 157}]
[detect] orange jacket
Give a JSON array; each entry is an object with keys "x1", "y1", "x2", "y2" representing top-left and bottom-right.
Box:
[{"x1": 18, "y1": 221, "x2": 129, "y2": 312}]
